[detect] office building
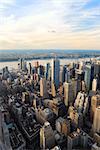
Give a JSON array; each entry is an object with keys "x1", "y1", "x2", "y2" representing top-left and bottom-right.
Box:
[
  {"x1": 19, "y1": 58, "x2": 27, "y2": 71},
  {"x1": 74, "y1": 92, "x2": 89, "y2": 115},
  {"x1": 84, "y1": 64, "x2": 91, "y2": 91},
  {"x1": 28, "y1": 63, "x2": 32, "y2": 74},
  {"x1": 38, "y1": 65, "x2": 44, "y2": 77},
  {"x1": 60, "y1": 68, "x2": 63, "y2": 83},
  {"x1": 34, "y1": 61, "x2": 39, "y2": 68},
  {"x1": 51, "y1": 81, "x2": 56, "y2": 97},
  {"x1": 56, "y1": 117, "x2": 70, "y2": 137},
  {"x1": 75, "y1": 69, "x2": 84, "y2": 81},
  {"x1": 2, "y1": 66, "x2": 9, "y2": 79},
  {"x1": 64, "y1": 82, "x2": 74, "y2": 107},
  {"x1": 40, "y1": 77, "x2": 48, "y2": 98},
  {"x1": 62, "y1": 65, "x2": 67, "y2": 83},
  {"x1": 36, "y1": 108, "x2": 54, "y2": 125},
  {"x1": 92, "y1": 78, "x2": 97, "y2": 91},
  {"x1": 40, "y1": 122, "x2": 55, "y2": 149},
  {"x1": 8, "y1": 123, "x2": 26, "y2": 150},
  {"x1": 71, "y1": 78, "x2": 78, "y2": 98},
  {"x1": 0, "y1": 111, "x2": 12, "y2": 150},
  {"x1": 90, "y1": 95, "x2": 100, "y2": 122},
  {"x1": 81, "y1": 80, "x2": 86, "y2": 92},
  {"x1": 51, "y1": 58, "x2": 60, "y2": 88},
  {"x1": 69, "y1": 106, "x2": 83, "y2": 128},
  {"x1": 94, "y1": 62, "x2": 100, "y2": 90},
  {"x1": 44, "y1": 98, "x2": 67, "y2": 117},
  {"x1": 46, "y1": 63, "x2": 51, "y2": 80},
  {"x1": 65, "y1": 69, "x2": 70, "y2": 82},
  {"x1": 93, "y1": 106, "x2": 100, "y2": 133},
  {"x1": 94, "y1": 63, "x2": 100, "y2": 77},
  {"x1": 67, "y1": 129, "x2": 88, "y2": 150}
]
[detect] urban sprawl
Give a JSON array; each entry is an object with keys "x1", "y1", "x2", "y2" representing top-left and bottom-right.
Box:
[{"x1": 0, "y1": 57, "x2": 100, "y2": 150}]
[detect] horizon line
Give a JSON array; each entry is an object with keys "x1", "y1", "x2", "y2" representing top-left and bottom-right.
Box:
[{"x1": 0, "y1": 49, "x2": 100, "y2": 51}]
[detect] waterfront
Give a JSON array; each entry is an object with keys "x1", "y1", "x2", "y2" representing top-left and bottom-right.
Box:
[{"x1": 0, "y1": 57, "x2": 100, "y2": 70}]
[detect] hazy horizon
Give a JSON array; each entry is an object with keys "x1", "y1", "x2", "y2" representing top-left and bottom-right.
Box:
[{"x1": 0, "y1": 49, "x2": 100, "y2": 52}]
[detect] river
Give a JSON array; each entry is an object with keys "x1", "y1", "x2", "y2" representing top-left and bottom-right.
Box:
[{"x1": 0, "y1": 57, "x2": 99, "y2": 70}]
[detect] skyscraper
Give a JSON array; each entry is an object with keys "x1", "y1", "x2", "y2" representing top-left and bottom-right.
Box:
[
  {"x1": 51, "y1": 81, "x2": 56, "y2": 97},
  {"x1": 38, "y1": 65, "x2": 44, "y2": 77},
  {"x1": 93, "y1": 106, "x2": 100, "y2": 133},
  {"x1": 51, "y1": 58, "x2": 60, "y2": 88},
  {"x1": 93, "y1": 62, "x2": 100, "y2": 90},
  {"x1": 64, "y1": 82, "x2": 74, "y2": 107},
  {"x1": 94, "y1": 63, "x2": 100, "y2": 77},
  {"x1": 46, "y1": 63, "x2": 51, "y2": 80},
  {"x1": 91, "y1": 95, "x2": 100, "y2": 122},
  {"x1": 84, "y1": 64, "x2": 91, "y2": 91},
  {"x1": 40, "y1": 77, "x2": 48, "y2": 98},
  {"x1": 65, "y1": 69, "x2": 70, "y2": 82},
  {"x1": 62, "y1": 65, "x2": 67, "y2": 83},
  {"x1": 28, "y1": 63, "x2": 32, "y2": 74},
  {"x1": 92, "y1": 78, "x2": 97, "y2": 91}
]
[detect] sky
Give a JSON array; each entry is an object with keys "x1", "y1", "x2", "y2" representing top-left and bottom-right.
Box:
[{"x1": 0, "y1": 0, "x2": 100, "y2": 50}]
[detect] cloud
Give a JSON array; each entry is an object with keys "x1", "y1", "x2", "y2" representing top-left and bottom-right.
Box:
[
  {"x1": 0, "y1": 0, "x2": 100, "y2": 49},
  {"x1": 0, "y1": 0, "x2": 15, "y2": 5},
  {"x1": 0, "y1": 0, "x2": 15, "y2": 11}
]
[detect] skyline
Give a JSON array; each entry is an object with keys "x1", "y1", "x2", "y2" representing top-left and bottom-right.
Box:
[{"x1": 0, "y1": 0, "x2": 100, "y2": 50}]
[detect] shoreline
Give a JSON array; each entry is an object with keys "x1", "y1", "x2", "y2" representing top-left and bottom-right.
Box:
[{"x1": 0, "y1": 56, "x2": 99, "y2": 63}]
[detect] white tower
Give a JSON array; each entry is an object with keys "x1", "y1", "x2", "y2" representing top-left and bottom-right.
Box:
[{"x1": 92, "y1": 78, "x2": 97, "y2": 91}]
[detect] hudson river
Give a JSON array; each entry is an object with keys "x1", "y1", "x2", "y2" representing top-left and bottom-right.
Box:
[{"x1": 0, "y1": 57, "x2": 99, "y2": 70}]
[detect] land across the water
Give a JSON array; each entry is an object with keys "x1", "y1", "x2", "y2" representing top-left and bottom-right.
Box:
[
  {"x1": 0, "y1": 49, "x2": 100, "y2": 62},
  {"x1": 0, "y1": 50, "x2": 100, "y2": 70}
]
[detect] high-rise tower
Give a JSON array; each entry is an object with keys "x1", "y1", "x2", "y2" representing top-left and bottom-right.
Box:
[{"x1": 51, "y1": 58, "x2": 60, "y2": 88}]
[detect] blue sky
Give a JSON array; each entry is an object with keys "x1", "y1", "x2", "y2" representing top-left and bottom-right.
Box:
[{"x1": 0, "y1": 0, "x2": 100, "y2": 50}]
